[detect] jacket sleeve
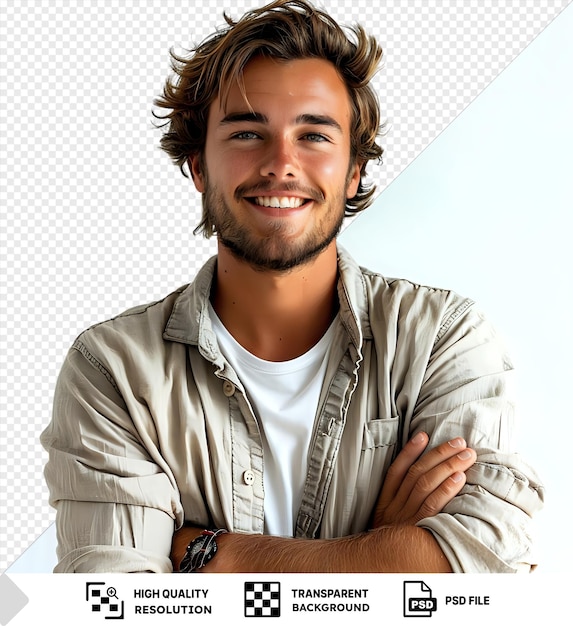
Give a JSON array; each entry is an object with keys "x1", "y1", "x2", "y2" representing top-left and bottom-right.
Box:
[
  {"x1": 411, "y1": 300, "x2": 545, "y2": 572},
  {"x1": 40, "y1": 341, "x2": 184, "y2": 573}
]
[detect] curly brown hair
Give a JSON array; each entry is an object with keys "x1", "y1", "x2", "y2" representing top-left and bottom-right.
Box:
[{"x1": 154, "y1": 0, "x2": 384, "y2": 235}]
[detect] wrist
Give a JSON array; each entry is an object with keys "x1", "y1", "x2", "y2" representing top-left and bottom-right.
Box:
[
  {"x1": 179, "y1": 528, "x2": 228, "y2": 573},
  {"x1": 201, "y1": 530, "x2": 235, "y2": 573}
]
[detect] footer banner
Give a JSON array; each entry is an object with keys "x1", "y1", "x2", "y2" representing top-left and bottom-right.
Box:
[{"x1": 0, "y1": 572, "x2": 565, "y2": 625}]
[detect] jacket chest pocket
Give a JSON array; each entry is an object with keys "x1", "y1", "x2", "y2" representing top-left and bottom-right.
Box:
[
  {"x1": 361, "y1": 415, "x2": 400, "y2": 479},
  {"x1": 362, "y1": 416, "x2": 400, "y2": 451},
  {"x1": 354, "y1": 416, "x2": 400, "y2": 526},
  {"x1": 320, "y1": 416, "x2": 401, "y2": 537}
]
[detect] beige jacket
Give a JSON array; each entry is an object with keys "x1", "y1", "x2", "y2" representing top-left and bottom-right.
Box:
[{"x1": 40, "y1": 246, "x2": 544, "y2": 573}]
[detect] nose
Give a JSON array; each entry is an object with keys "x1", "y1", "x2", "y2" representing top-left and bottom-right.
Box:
[{"x1": 259, "y1": 137, "x2": 298, "y2": 179}]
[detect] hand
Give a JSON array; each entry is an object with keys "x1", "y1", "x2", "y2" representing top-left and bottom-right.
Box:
[{"x1": 371, "y1": 432, "x2": 476, "y2": 528}]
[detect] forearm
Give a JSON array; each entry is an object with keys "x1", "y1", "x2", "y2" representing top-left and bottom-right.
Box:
[
  {"x1": 171, "y1": 435, "x2": 471, "y2": 574},
  {"x1": 172, "y1": 525, "x2": 451, "y2": 573}
]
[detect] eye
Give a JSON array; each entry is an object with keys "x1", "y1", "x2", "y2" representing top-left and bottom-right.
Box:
[
  {"x1": 303, "y1": 133, "x2": 329, "y2": 143},
  {"x1": 231, "y1": 131, "x2": 261, "y2": 140}
]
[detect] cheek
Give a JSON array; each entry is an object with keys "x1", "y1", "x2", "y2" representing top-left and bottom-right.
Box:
[
  {"x1": 307, "y1": 153, "x2": 359, "y2": 200},
  {"x1": 306, "y1": 152, "x2": 349, "y2": 180},
  {"x1": 213, "y1": 147, "x2": 257, "y2": 184}
]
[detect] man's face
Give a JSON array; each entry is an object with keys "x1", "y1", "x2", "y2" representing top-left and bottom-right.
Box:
[{"x1": 190, "y1": 56, "x2": 361, "y2": 272}]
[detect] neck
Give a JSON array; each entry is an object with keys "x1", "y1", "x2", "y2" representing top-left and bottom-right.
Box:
[{"x1": 211, "y1": 242, "x2": 339, "y2": 361}]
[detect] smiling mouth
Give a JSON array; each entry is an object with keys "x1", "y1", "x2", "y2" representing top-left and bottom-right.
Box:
[{"x1": 250, "y1": 196, "x2": 310, "y2": 209}]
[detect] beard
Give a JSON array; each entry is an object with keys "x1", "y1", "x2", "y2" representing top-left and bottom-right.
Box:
[{"x1": 200, "y1": 176, "x2": 352, "y2": 273}]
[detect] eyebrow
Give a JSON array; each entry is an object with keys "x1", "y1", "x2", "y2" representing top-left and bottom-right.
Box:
[
  {"x1": 219, "y1": 111, "x2": 343, "y2": 133},
  {"x1": 296, "y1": 114, "x2": 343, "y2": 133},
  {"x1": 220, "y1": 111, "x2": 268, "y2": 125}
]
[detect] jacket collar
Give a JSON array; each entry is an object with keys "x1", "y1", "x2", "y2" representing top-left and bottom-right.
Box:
[{"x1": 163, "y1": 245, "x2": 372, "y2": 358}]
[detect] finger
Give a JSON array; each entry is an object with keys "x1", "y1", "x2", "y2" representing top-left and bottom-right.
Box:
[
  {"x1": 409, "y1": 449, "x2": 475, "y2": 503},
  {"x1": 392, "y1": 446, "x2": 477, "y2": 519},
  {"x1": 377, "y1": 431, "x2": 429, "y2": 510},
  {"x1": 402, "y1": 437, "x2": 469, "y2": 487},
  {"x1": 385, "y1": 440, "x2": 475, "y2": 517},
  {"x1": 413, "y1": 470, "x2": 468, "y2": 522}
]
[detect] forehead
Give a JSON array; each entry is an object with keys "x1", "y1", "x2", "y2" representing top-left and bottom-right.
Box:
[{"x1": 212, "y1": 56, "x2": 353, "y2": 125}]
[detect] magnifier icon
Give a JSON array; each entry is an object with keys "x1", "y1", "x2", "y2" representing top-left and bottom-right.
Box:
[{"x1": 107, "y1": 587, "x2": 118, "y2": 599}]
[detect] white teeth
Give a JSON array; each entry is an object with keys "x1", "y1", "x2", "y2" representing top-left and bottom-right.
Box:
[{"x1": 254, "y1": 196, "x2": 305, "y2": 208}]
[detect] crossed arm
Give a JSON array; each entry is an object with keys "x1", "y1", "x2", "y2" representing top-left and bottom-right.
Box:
[{"x1": 171, "y1": 432, "x2": 477, "y2": 573}]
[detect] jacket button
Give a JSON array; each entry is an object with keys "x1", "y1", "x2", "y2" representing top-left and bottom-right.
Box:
[
  {"x1": 243, "y1": 470, "x2": 255, "y2": 486},
  {"x1": 223, "y1": 381, "x2": 235, "y2": 396}
]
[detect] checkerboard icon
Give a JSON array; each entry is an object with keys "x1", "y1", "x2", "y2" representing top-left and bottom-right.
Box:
[{"x1": 244, "y1": 582, "x2": 281, "y2": 617}]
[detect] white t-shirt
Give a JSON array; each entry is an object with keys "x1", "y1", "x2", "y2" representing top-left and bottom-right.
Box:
[{"x1": 209, "y1": 303, "x2": 336, "y2": 536}]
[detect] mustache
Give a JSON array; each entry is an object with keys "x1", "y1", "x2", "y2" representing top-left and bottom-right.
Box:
[{"x1": 234, "y1": 181, "x2": 325, "y2": 203}]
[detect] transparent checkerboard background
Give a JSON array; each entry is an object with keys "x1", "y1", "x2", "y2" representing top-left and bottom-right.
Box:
[{"x1": 1, "y1": 0, "x2": 570, "y2": 572}]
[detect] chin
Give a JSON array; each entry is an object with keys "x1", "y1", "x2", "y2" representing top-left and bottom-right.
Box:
[{"x1": 221, "y1": 231, "x2": 337, "y2": 273}]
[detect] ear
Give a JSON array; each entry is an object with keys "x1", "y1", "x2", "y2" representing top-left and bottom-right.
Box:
[
  {"x1": 346, "y1": 160, "x2": 362, "y2": 199},
  {"x1": 188, "y1": 154, "x2": 206, "y2": 193}
]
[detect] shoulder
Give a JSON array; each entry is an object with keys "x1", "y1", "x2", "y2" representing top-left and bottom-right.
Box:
[
  {"x1": 364, "y1": 269, "x2": 509, "y2": 366},
  {"x1": 337, "y1": 246, "x2": 483, "y2": 346},
  {"x1": 72, "y1": 285, "x2": 190, "y2": 366},
  {"x1": 362, "y1": 266, "x2": 475, "y2": 331}
]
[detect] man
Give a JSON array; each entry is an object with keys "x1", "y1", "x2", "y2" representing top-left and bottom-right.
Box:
[{"x1": 40, "y1": 0, "x2": 543, "y2": 573}]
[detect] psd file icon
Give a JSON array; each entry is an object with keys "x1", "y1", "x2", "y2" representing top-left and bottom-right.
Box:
[{"x1": 403, "y1": 581, "x2": 437, "y2": 617}]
